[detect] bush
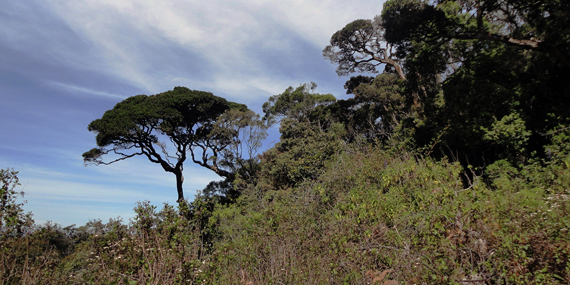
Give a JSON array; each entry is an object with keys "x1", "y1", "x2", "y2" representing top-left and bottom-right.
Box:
[
  {"x1": 0, "y1": 168, "x2": 33, "y2": 238},
  {"x1": 201, "y1": 145, "x2": 570, "y2": 284}
]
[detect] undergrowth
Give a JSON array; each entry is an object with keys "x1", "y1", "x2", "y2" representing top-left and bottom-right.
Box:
[{"x1": 1, "y1": 143, "x2": 569, "y2": 284}]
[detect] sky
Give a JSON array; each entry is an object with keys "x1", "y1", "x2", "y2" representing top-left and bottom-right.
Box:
[{"x1": 1, "y1": 0, "x2": 385, "y2": 227}]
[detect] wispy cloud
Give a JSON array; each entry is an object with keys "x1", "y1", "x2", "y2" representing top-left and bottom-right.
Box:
[
  {"x1": 40, "y1": 0, "x2": 382, "y2": 96},
  {"x1": 49, "y1": 81, "x2": 127, "y2": 99}
]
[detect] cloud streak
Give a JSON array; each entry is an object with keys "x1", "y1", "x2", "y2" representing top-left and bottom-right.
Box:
[
  {"x1": 49, "y1": 82, "x2": 127, "y2": 100},
  {"x1": 40, "y1": 0, "x2": 382, "y2": 96}
]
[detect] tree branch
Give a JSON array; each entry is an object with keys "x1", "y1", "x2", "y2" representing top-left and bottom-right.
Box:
[{"x1": 94, "y1": 150, "x2": 143, "y2": 166}]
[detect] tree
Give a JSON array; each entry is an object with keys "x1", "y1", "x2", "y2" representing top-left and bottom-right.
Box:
[
  {"x1": 200, "y1": 108, "x2": 269, "y2": 200},
  {"x1": 324, "y1": 0, "x2": 570, "y2": 167},
  {"x1": 323, "y1": 18, "x2": 407, "y2": 80},
  {"x1": 83, "y1": 87, "x2": 260, "y2": 202},
  {"x1": 262, "y1": 82, "x2": 336, "y2": 130},
  {"x1": 210, "y1": 109, "x2": 268, "y2": 182},
  {"x1": 343, "y1": 73, "x2": 407, "y2": 141},
  {"x1": 0, "y1": 168, "x2": 33, "y2": 238},
  {"x1": 259, "y1": 84, "x2": 344, "y2": 189},
  {"x1": 324, "y1": 0, "x2": 570, "y2": 80}
]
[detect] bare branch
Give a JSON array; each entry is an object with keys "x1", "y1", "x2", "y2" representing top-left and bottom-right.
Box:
[{"x1": 90, "y1": 151, "x2": 143, "y2": 166}]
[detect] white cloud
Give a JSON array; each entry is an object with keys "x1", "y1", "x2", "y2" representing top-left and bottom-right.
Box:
[
  {"x1": 257, "y1": 0, "x2": 382, "y2": 47},
  {"x1": 41, "y1": 0, "x2": 384, "y2": 95},
  {"x1": 210, "y1": 75, "x2": 299, "y2": 98},
  {"x1": 49, "y1": 81, "x2": 127, "y2": 99}
]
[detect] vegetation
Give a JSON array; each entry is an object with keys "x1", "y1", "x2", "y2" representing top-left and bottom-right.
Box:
[
  {"x1": 3, "y1": 0, "x2": 570, "y2": 284},
  {"x1": 82, "y1": 87, "x2": 265, "y2": 202},
  {"x1": 323, "y1": 0, "x2": 570, "y2": 168}
]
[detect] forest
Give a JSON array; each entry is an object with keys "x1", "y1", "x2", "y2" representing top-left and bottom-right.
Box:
[{"x1": 2, "y1": 0, "x2": 570, "y2": 283}]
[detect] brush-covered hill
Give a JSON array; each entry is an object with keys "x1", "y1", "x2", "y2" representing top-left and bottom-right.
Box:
[{"x1": 3, "y1": 0, "x2": 570, "y2": 283}]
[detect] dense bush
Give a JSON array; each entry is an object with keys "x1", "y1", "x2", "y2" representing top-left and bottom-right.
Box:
[
  {"x1": 200, "y1": 144, "x2": 570, "y2": 284},
  {"x1": 2, "y1": 134, "x2": 570, "y2": 284}
]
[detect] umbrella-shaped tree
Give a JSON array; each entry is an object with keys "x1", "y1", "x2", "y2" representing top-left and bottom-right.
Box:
[{"x1": 83, "y1": 86, "x2": 260, "y2": 202}]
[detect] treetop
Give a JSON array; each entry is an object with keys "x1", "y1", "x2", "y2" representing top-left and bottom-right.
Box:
[{"x1": 87, "y1": 87, "x2": 247, "y2": 149}]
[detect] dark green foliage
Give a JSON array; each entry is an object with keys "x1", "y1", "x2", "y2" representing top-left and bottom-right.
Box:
[
  {"x1": 84, "y1": 87, "x2": 246, "y2": 166},
  {"x1": 262, "y1": 82, "x2": 336, "y2": 125},
  {"x1": 325, "y1": 18, "x2": 376, "y2": 75},
  {"x1": 4, "y1": 146, "x2": 570, "y2": 283},
  {"x1": 343, "y1": 73, "x2": 408, "y2": 142},
  {"x1": 29, "y1": 222, "x2": 90, "y2": 257},
  {"x1": 83, "y1": 86, "x2": 259, "y2": 201},
  {"x1": 325, "y1": 0, "x2": 570, "y2": 168},
  {"x1": 0, "y1": 168, "x2": 33, "y2": 238},
  {"x1": 323, "y1": 17, "x2": 406, "y2": 79},
  {"x1": 381, "y1": 0, "x2": 448, "y2": 46},
  {"x1": 260, "y1": 84, "x2": 345, "y2": 190},
  {"x1": 201, "y1": 143, "x2": 570, "y2": 284},
  {"x1": 257, "y1": 121, "x2": 345, "y2": 190},
  {"x1": 343, "y1": 75, "x2": 374, "y2": 95}
]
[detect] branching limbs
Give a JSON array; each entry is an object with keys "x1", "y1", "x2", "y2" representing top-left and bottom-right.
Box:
[
  {"x1": 83, "y1": 122, "x2": 183, "y2": 175},
  {"x1": 323, "y1": 19, "x2": 406, "y2": 81},
  {"x1": 325, "y1": 0, "x2": 569, "y2": 88},
  {"x1": 443, "y1": 0, "x2": 568, "y2": 66},
  {"x1": 187, "y1": 109, "x2": 267, "y2": 181},
  {"x1": 83, "y1": 87, "x2": 253, "y2": 202},
  {"x1": 83, "y1": 146, "x2": 143, "y2": 166}
]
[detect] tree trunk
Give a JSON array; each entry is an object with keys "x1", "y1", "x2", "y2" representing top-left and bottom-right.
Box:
[{"x1": 175, "y1": 171, "x2": 184, "y2": 202}]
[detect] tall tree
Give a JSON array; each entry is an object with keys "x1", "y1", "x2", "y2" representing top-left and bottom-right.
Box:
[
  {"x1": 82, "y1": 87, "x2": 259, "y2": 202},
  {"x1": 325, "y1": 0, "x2": 570, "y2": 80},
  {"x1": 324, "y1": 0, "x2": 570, "y2": 166},
  {"x1": 259, "y1": 84, "x2": 344, "y2": 189},
  {"x1": 323, "y1": 18, "x2": 407, "y2": 80}
]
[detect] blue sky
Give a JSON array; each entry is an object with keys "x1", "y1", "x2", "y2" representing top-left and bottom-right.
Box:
[{"x1": 1, "y1": 0, "x2": 384, "y2": 226}]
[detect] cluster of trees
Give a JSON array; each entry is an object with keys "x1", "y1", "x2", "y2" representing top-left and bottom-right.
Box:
[
  {"x1": 322, "y1": 0, "x2": 570, "y2": 167},
  {"x1": 82, "y1": 0, "x2": 570, "y2": 203}
]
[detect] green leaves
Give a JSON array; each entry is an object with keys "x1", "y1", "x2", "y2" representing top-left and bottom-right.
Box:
[
  {"x1": 331, "y1": 19, "x2": 373, "y2": 44},
  {"x1": 324, "y1": 0, "x2": 570, "y2": 167},
  {"x1": 87, "y1": 88, "x2": 245, "y2": 149},
  {"x1": 83, "y1": 86, "x2": 258, "y2": 201},
  {"x1": 482, "y1": 112, "x2": 531, "y2": 161},
  {"x1": 381, "y1": 0, "x2": 448, "y2": 46},
  {"x1": 262, "y1": 82, "x2": 336, "y2": 126},
  {"x1": 323, "y1": 17, "x2": 405, "y2": 77},
  {"x1": 0, "y1": 168, "x2": 33, "y2": 238}
]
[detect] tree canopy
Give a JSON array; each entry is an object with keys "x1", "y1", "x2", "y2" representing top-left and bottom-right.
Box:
[
  {"x1": 324, "y1": 0, "x2": 570, "y2": 166},
  {"x1": 83, "y1": 87, "x2": 259, "y2": 202}
]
